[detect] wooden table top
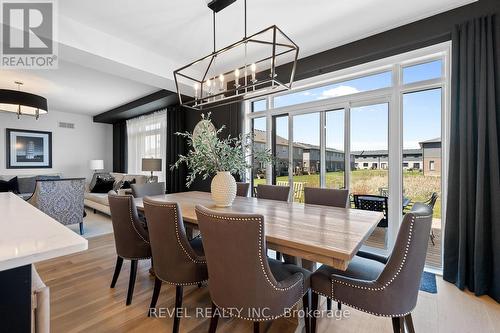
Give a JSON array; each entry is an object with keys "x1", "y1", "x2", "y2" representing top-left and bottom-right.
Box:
[{"x1": 135, "y1": 191, "x2": 383, "y2": 271}]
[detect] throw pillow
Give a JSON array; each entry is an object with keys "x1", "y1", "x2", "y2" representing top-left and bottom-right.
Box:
[
  {"x1": 0, "y1": 177, "x2": 19, "y2": 193},
  {"x1": 91, "y1": 177, "x2": 115, "y2": 193},
  {"x1": 121, "y1": 178, "x2": 136, "y2": 189}
]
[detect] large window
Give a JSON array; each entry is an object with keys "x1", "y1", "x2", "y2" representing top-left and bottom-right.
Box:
[
  {"x1": 246, "y1": 42, "x2": 450, "y2": 270},
  {"x1": 127, "y1": 110, "x2": 167, "y2": 182}
]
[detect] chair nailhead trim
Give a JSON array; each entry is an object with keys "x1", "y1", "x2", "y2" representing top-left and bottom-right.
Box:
[
  {"x1": 211, "y1": 297, "x2": 304, "y2": 322},
  {"x1": 196, "y1": 209, "x2": 303, "y2": 292},
  {"x1": 112, "y1": 196, "x2": 150, "y2": 244},
  {"x1": 317, "y1": 213, "x2": 431, "y2": 317},
  {"x1": 158, "y1": 277, "x2": 208, "y2": 287},
  {"x1": 145, "y1": 201, "x2": 206, "y2": 264},
  {"x1": 312, "y1": 290, "x2": 414, "y2": 318}
]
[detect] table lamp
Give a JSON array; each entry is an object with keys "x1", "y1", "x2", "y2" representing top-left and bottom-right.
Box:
[
  {"x1": 142, "y1": 158, "x2": 162, "y2": 182},
  {"x1": 89, "y1": 160, "x2": 104, "y2": 173}
]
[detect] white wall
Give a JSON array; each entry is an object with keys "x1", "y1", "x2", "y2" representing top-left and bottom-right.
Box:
[{"x1": 0, "y1": 110, "x2": 112, "y2": 180}]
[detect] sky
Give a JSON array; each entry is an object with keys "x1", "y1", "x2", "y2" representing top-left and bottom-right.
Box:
[{"x1": 253, "y1": 60, "x2": 442, "y2": 151}]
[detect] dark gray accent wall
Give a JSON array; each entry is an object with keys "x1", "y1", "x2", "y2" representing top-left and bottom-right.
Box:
[
  {"x1": 112, "y1": 122, "x2": 127, "y2": 173},
  {"x1": 184, "y1": 102, "x2": 244, "y2": 192}
]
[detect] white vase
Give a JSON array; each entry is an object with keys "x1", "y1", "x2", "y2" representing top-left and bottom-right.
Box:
[{"x1": 211, "y1": 171, "x2": 237, "y2": 207}]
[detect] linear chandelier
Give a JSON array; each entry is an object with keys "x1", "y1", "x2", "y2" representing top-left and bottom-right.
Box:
[
  {"x1": 174, "y1": 0, "x2": 299, "y2": 110},
  {"x1": 0, "y1": 82, "x2": 48, "y2": 120}
]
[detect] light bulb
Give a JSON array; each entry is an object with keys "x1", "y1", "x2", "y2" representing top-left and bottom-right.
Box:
[
  {"x1": 219, "y1": 74, "x2": 224, "y2": 82},
  {"x1": 251, "y1": 63, "x2": 256, "y2": 81},
  {"x1": 234, "y1": 68, "x2": 240, "y2": 79}
]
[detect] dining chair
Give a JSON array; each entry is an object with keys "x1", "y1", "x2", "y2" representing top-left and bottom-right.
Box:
[
  {"x1": 131, "y1": 182, "x2": 166, "y2": 198},
  {"x1": 256, "y1": 184, "x2": 291, "y2": 261},
  {"x1": 304, "y1": 187, "x2": 349, "y2": 208},
  {"x1": 256, "y1": 184, "x2": 290, "y2": 202},
  {"x1": 425, "y1": 192, "x2": 439, "y2": 246},
  {"x1": 303, "y1": 187, "x2": 349, "y2": 310},
  {"x1": 236, "y1": 182, "x2": 250, "y2": 197},
  {"x1": 195, "y1": 205, "x2": 312, "y2": 333},
  {"x1": 143, "y1": 198, "x2": 208, "y2": 333},
  {"x1": 310, "y1": 202, "x2": 433, "y2": 333},
  {"x1": 353, "y1": 194, "x2": 388, "y2": 227},
  {"x1": 108, "y1": 193, "x2": 152, "y2": 305}
]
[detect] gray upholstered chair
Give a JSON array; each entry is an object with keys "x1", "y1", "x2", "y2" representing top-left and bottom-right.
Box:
[
  {"x1": 143, "y1": 198, "x2": 208, "y2": 333},
  {"x1": 28, "y1": 178, "x2": 85, "y2": 234},
  {"x1": 303, "y1": 187, "x2": 350, "y2": 309},
  {"x1": 256, "y1": 184, "x2": 290, "y2": 202},
  {"x1": 195, "y1": 205, "x2": 311, "y2": 333},
  {"x1": 131, "y1": 182, "x2": 165, "y2": 198},
  {"x1": 310, "y1": 203, "x2": 433, "y2": 333},
  {"x1": 304, "y1": 187, "x2": 349, "y2": 208},
  {"x1": 236, "y1": 182, "x2": 250, "y2": 197},
  {"x1": 108, "y1": 194, "x2": 151, "y2": 306}
]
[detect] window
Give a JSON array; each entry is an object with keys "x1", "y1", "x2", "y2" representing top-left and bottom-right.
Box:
[
  {"x1": 252, "y1": 117, "x2": 267, "y2": 191},
  {"x1": 127, "y1": 110, "x2": 167, "y2": 182},
  {"x1": 246, "y1": 42, "x2": 449, "y2": 268},
  {"x1": 403, "y1": 59, "x2": 442, "y2": 84},
  {"x1": 252, "y1": 99, "x2": 267, "y2": 112},
  {"x1": 273, "y1": 71, "x2": 391, "y2": 108}
]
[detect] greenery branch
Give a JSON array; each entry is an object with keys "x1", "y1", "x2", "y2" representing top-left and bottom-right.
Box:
[{"x1": 171, "y1": 113, "x2": 273, "y2": 187}]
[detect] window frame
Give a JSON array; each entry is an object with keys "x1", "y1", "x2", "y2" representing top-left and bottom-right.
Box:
[{"x1": 244, "y1": 42, "x2": 451, "y2": 267}]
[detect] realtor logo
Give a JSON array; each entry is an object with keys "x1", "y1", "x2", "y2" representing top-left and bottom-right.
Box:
[{"x1": 1, "y1": 0, "x2": 58, "y2": 68}]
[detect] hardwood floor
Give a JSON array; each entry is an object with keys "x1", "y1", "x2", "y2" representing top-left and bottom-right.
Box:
[{"x1": 36, "y1": 233, "x2": 500, "y2": 333}]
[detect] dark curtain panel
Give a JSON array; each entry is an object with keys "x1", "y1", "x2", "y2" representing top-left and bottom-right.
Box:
[
  {"x1": 112, "y1": 121, "x2": 127, "y2": 173},
  {"x1": 443, "y1": 15, "x2": 500, "y2": 302},
  {"x1": 166, "y1": 106, "x2": 187, "y2": 193}
]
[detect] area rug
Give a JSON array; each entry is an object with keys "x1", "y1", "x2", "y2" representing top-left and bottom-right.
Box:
[
  {"x1": 420, "y1": 271, "x2": 437, "y2": 293},
  {"x1": 67, "y1": 208, "x2": 113, "y2": 239}
]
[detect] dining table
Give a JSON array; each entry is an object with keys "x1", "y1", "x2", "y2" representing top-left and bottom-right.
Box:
[{"x1": 135, "y1": 191, "x2": 383, "y2": 271}]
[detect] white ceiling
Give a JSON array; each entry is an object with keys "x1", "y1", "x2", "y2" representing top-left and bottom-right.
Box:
[
  {"x1": 1, "y1": 0, "x2": 476, "y2": 116},
  {"x1": 60, "y1": 0, "x2": 475, "y2": 64},
  {"x1": 0, "y1": 61, "x2": 157, "y2": 115}
]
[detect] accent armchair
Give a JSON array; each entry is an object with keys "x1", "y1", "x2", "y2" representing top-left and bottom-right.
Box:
[{"x1": 28, "y1": 178, "x2": 85, "y2": 235}]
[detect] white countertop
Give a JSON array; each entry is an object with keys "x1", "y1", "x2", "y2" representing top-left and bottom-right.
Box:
[{"x1": 0, "y1": 192, "x2": 88, "y2": 271}]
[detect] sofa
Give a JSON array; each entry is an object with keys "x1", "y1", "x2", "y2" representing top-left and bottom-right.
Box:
[
  {"x1": 0, "y1": 174, "x2": 61, "y2": 200},
  {"x1": 84, "y1": 172, "x2": 157, "y2": 215}
]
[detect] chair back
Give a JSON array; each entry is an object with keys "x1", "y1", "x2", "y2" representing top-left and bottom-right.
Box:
[
  {"x1": 425, "y1": 192, "x2": 439, "y2": 209},
  {"x1": 143, "y1": 198, "x2": 207, "y2": 284},
  {"x1": 28, "y1": 178, "x2": 85, "y2": 226},
  {"x1": 353, "y1": 194, "x2": 388, "y2": 227},
  {"x1": 375, "y1": 202, "x2": 433, "y2": 314},
  {"x1": 195, "y1": 205, "x2": 303, "y2": 319},
  {"x1": 304, "y1": 187, "x2": 349, "y2": 208},
  {"x1": 131, "y1": 182, "x2": 165, "y2": 198},
  {"x1": 108, "y1": 194, "x2": 151, "y2": 259},
  {"x1": 236, "y1": 182, "x2": 250, "y2": 197},
  {"x1": 256, "y1": 184, "x2": 290, "y2": 201}
]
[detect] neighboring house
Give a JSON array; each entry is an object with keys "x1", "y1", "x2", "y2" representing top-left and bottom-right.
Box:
[
  {"x1": 420, "y1": 137, "x2": 442, "y2": 176},
  {"x1": 352, "y1": 149, "x2": 423, "y2": 171}
]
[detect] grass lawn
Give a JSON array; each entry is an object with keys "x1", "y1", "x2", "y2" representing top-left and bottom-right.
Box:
[{"x1": 254, "y1": 169, "x2": 441, "y2": 218}]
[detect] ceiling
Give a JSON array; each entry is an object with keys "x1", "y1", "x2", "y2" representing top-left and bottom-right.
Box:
[
  {"x1": 1, "y1": 0, "x2": 476, "y2": 116},
  {"x1": 60, "y1": 0, "x2": 475, "y2": 63},
  {"x1": 0, "y1": 61, "x2": 157, "y2": 115}
]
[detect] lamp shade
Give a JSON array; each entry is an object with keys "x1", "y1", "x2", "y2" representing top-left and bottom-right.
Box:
[
  {"x1": 142, "y1": 158, "x2": 162, "y2": 172},
  {"x1": 89, "y1": 159, "x2": 104, "y2": 171}
]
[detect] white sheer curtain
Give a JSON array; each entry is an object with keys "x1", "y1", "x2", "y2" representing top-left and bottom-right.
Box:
[{"x1": 127, "y1": 110, "x2": 167, "y2": 182}]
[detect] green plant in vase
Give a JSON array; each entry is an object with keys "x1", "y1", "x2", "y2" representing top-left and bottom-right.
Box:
[{"x1": 172, "y1": 113, "x2": 273, "y2": 207}]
